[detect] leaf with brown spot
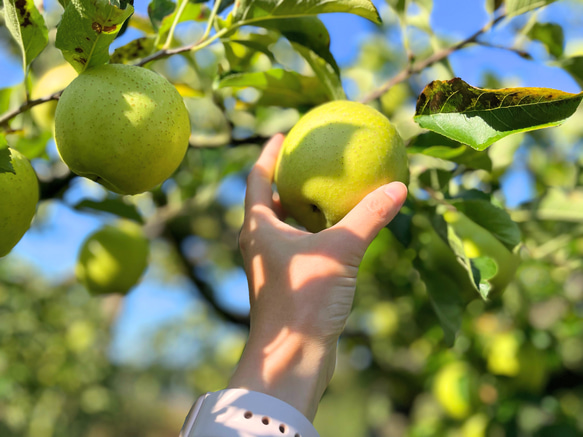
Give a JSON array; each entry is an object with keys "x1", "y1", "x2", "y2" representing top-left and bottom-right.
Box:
[
  {"x1": 2, "y1": 0, "x2": 49, "y2": 71},
  {"x1": 55, "y1": 0, "x2": 134, "y2": 73},
  {"x1": 110, "y1": 36, "x2": 156, "y2": 64},
  {"x1": 414, "y1": 78, "x2": 583, "y2": 151}
]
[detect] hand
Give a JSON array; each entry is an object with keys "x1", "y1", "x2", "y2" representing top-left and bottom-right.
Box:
[{"x1": 229, "y1": 134, "x2": 408, "y2": 420}]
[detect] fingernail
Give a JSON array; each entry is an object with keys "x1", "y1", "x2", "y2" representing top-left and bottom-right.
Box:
[{"x1": 384, "y1": 181, "x2": 407, "y2": 204}]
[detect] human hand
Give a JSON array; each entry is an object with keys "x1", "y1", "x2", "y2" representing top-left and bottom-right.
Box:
[{"x1": 229, "y1": 134, "x2": 408, "y2": 420}]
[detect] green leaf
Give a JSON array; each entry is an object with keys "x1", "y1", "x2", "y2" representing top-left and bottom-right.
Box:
[
  {"x1": 561, "y1": 56, "x2": 583, "y2": 89},
  {"x1": 292, "y1": 43, "x2": 345, "y2": 101},
  {"x1": 527, "y1": 22, "x2": 564, "y2": 58},
  {"x1": 414, "y1": 77, "x2": 583, "y2": 151},
  {"x1": 231, "y1": 0, "x2": 381, "y2": 25},
  {"x1": 449, "y1": 199, "x2": 522, "y2": 251},
  {"x1": 218, "y1": 69, "x2": 330, "y2": 108},
  {"x1": 148, "y1": 0, "x2": 176, "y2": 30},
  {"x1": 110, "y1": 36, "x2": 156, "y2": 63},
  {"x1": 386, "y1": 0, "x2": 407, "y2": 17},
  {"x1": 418, "y1": 267, "x2": 464, "y2": 346},
  {"x1": 408, "y1": 132, "x2": 492, "y2": 171},
  {"x1": 223, "y1": 33, "x2": 279, "y2": 71},
  {"x1": 55, "y1": 0, "x2": 134, "y2": 73},
  {"x1": 254, "y1": 17, "x2": 340, "y2": 76},
  {"x1": 0, "y1": 88, "x2": 13, "y2": 115},
  {"x1": 505, "y1": 0, "x2": 557, "y2": 17},
  {"x1": 2, "y1": 0, "x2": 49, "y2": 71},
  {"x1": 155, "y1": 0, "x2": 204, "y2": 49},
  {"x1": 233, "y1": 17, "x2": 345, "y2": 100},
  {"x1": 533, "y1": 187, "x2": 583, "y2": 222},
  {"x1": 74, "y1": 198, "x2": 144, "y2": 223},
  {"x1": 0, "y1": 146, "x2": 15, "y2": 174}
]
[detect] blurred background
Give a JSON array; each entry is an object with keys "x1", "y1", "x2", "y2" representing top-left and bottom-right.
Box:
[{"x1": 1, "y1": 0, "x2": 583, "y2": 436}]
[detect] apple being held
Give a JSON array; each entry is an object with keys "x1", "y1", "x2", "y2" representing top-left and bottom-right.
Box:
[
  {"x1": 76, "y1": 220, "x2": 149, "y2": 296},
  {"x1": 274, "y1": 100, "x2": 409, "y2": 233},
  {"x1": 0, "y1": 148, "x2": 39, "y2": 257},
  {"x1": 54, "y1": 63, "x2": 190, "y2": 195}
]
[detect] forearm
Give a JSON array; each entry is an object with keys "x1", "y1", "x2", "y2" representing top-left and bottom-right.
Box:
[{"x1": 228, "y1": 328, "x2": 337, "y2": 422}]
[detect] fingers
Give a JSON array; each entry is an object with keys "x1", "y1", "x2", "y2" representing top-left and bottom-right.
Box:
[
  {"x1": 244, "y1": 134, "x2": 285, "y2": 212},
  {"x1": 333, "y1": 181, "x2": 408, "y2": 247}
]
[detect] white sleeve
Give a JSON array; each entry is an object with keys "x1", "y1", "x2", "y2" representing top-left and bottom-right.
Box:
[{"x1": 179, "y1": 388, "x2": 320, "y2": 437}]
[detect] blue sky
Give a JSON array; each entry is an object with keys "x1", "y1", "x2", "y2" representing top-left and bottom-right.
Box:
[{"x1": 1, "y1": 0, "x2": 582, "y2": 365}]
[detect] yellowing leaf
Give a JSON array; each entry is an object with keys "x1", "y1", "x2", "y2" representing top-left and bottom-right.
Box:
[{"x1": 414, "y1": 77, "x2": 583, "y2": 150}]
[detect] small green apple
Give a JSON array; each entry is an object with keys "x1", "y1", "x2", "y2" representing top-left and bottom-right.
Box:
[
  {"x1": 443, "y1": 210, "x2": 520, "y2": 294},
  {"x1": 0, "y1": 148, "x2": 39, "y2": 257},
  {"x1": 76, "y1": 220, "x2": 149, "y2": 296},
  {"x1": 54, "y1": 63, "x2": 190, "y2": 195},
  {"x1": 433, "y1": 361, "x2": 479, "y2": 420},
  {"x1": 31, "y1": 63, "x2": 78, "y2": 131},
  {"x1": 274, "y1": 100, "x2": 409, "y2": 233}
]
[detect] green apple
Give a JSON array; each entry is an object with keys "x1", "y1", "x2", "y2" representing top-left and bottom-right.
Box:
[
  {"x1": 31, "y1": 63, "x2": 78, "y2": 131},
  {"x1": 76, "y1": 220, "x2": 149, "y2": 295},
  {"x1": 54, "y1": 64, "x2": 190, "y2": 195},
  {"x1": 433, "y1": 361, "x2": 479, "y2": 420},
  {"x1": 274, "y1": 100, "x2": 409, "y2": 233},
  {"x1": 443, "y1": 210, "x2": 520, "y2": 294},
  {"x1": 0, "y1": 148, "x2": 39, "y2": 257}
]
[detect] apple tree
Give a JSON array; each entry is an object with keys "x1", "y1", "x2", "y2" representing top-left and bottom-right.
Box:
[{"x1": 1, "y1": 0, "x2": 583, "y2": 435}]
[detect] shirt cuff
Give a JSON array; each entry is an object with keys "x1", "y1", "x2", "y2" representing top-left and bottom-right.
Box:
[{"x1": 180, "y1": 388, "x2": 320, "y2": 437}]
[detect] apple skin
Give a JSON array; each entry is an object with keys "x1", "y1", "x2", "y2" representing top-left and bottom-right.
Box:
[
  {"x1": 31, "y1": 63, "x2": 78, "y2": 131},
  {"x1": 0, "y1": 148, "x2": 39, "y2": 257},
  {"x1": 54, "y1": 64, "x2": 190, "y2": 195},
  {"x1": 274, "y1": 100, "x2": 409, "y2": 233},
  {"x1": 76, "y1": 221, "x2": 149, "y2": 296}
]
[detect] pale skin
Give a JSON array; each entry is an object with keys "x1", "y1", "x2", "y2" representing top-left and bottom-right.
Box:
[{"x1": 228, "y1": 134, "x2": 408, "y2": 421}]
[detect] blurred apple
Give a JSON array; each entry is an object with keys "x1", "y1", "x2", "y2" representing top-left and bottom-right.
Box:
[
  {"x1": 433, "y1": 361, "x2": 479, "y2": 420},
  {"x1": 0, "y1": 148, "x2": 39, "y2": 257},
  {"x1": 76, "y1": 220, "x2": 149, "y2": 296},
  {"x1": 31, "y1": 63, "x2": 78, "y2": 131}
]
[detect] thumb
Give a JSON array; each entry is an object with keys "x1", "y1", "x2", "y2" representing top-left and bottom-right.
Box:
[{"x1": 332, "y1": 181, "x2": 408, "y2": 247}]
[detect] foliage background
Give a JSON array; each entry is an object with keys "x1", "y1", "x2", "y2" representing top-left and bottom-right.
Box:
[{"x1": 1, "y1": 0, "x2": 583, "y2": 436}]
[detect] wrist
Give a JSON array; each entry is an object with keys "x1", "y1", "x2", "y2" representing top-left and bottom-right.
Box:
[{"x1": 228, "y1": 328, "x2": 337, "y2": 421}]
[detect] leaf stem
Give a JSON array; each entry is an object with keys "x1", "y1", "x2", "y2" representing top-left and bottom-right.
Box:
[
  {"x1": 0, "y1": 91, "x2": 62, "y2": 129},
  {"x1": 200, "y1": 0, "x2": 223, "y2": 44},
  {"x1": 163, "y1": 0, "x2": 191, "y2": 50}
]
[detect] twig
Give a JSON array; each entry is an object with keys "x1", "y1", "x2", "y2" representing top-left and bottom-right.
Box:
[
  {"x1": 0, "y1": 91, "x2": 62, "y2": 128},
  {"x1": 135, "y1": 27, "x2": 230, "y2": 67},
  {"x1": 200, "y1": 0, "x2": 223, "y2": 44},
  {"x1": 474, "y1": 40, "x2": 532, "y2": 59},
  {"x1": 166, "y1": 224, "x2": 250, "y2": 327},
  {"x1": 359, "y1": 14, "x2": 507, "y2": 104}
]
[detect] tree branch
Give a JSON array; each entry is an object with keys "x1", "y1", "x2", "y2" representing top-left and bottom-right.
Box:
[
  {"x1": 168, "y1": 229, "x2": 250, "y2": 327},
  {"x1": 359, "y1": 14, "x2": 507, "y2": 104},
  {"x1": 0, "y1": 91, "x2": 62, "y2": 128}
]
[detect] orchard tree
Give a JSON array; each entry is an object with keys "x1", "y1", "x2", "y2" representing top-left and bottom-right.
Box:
[{"x1": 1, "y1": 0, "x2": 583, "y2": 436}]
